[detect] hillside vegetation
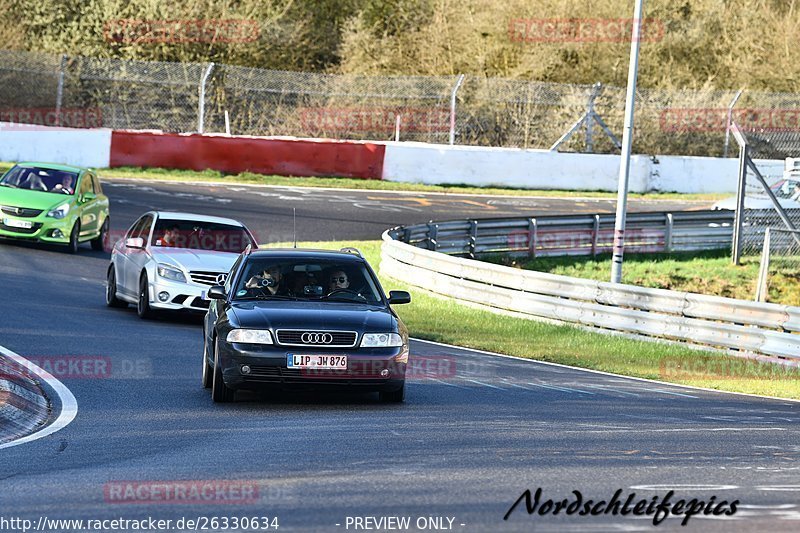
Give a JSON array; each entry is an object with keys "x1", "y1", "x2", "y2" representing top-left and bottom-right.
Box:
[{"x1": 1, "y1": 0, "x2": 798, "y2": 91}]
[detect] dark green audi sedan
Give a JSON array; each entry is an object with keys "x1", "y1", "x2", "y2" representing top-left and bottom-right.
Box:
[{"x1": 202, "y1": 247, "x2": 412, "y2": 403}]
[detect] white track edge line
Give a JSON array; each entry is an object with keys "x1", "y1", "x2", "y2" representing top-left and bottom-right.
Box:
[
  {"x1": 0, "y1": 344, "x2": 78, "y2": 449},
  {"x1": 102, "y1": 177, "x2": 711, "y2": 203},
  {"x1": 410, "y1": 337, "x2": 800, "y2": 404}
]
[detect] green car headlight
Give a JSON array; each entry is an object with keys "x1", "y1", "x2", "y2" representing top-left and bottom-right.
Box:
[
  {"x1": 227, "y1": 329, "x2": 274, "y2": 344},
  {"x1": 46, "y1": 203, "x2": 70, "y2": 219},
  {"x1": 360, "y1": 333, "x2": 403, "y2": 347},
  {"x1": 156, "y1": 263, "x2": 187, "y2": 283}
]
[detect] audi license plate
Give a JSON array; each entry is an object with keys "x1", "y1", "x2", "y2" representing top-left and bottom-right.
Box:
[
  {"x1": 287, "y1": 354, "x2": 347, "y2": 370},
  {"x1": 3, "y1": 218, "x2": 32, "y2": 229}
]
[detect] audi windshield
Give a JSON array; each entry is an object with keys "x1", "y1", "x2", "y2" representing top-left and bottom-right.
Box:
[
  {"x1": 151, "y1": 219, "x2": 254, "y2": 253},
  {"x1": 231, "y1": 259, "x2": 384, "y2": 304}
]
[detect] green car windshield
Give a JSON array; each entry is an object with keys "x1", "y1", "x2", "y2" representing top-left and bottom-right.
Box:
[{"x1": 0, "y1": 166, "x2": 79, "y2": 195}]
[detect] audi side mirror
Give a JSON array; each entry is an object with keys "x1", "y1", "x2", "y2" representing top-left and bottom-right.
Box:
[
  {"x1": 208, "y1": 285, "x2": 227, "y2": 300},
  {"x1": 388, "y1": 291, "x2": 411, "y2": 305}
]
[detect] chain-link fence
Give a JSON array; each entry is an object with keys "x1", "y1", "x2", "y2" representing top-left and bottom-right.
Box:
[{"x1": 1, "y1": 49, "x2": 799, "y2": 156}]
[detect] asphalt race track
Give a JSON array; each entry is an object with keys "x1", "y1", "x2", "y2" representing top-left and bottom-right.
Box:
[
  {"x1": 1, "y1": 182, "x2": 799, "y2": 532},
  {"x1": 99, "y1": 179, "x2": 711, "y2": 243}
]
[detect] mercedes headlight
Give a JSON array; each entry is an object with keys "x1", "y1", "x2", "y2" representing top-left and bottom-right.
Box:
[
  {"x1": 227, "y1": 329, "x2": 274, "y2": 344},
  {"x1": 156, "y1": 263, "x2": 187, "y2": 283},
  {"x1": 360, "y1": 333, "x2": 403, "y2": 348},
  {"x1": 46, "y1": 203, "x2": 70, "y2": 219}
]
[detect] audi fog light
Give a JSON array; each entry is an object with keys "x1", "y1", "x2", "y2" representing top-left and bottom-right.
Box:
[
  {"x1": 156, "y1": 263, "x2": 187, "y2": 283},
  {"x1": 227, "y1": 329, "x2": 274, "y2": 345},
  {"x1": 360, "y1": 333, "x2": 403, "y2": 348}
]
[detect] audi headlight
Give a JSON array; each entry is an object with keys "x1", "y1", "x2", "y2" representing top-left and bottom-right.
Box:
[
  {"x1": 46, "y1": 203, "x2": 70, "y2": 219},
  {"x1": 227, "y1": 329, "x2": 274, "y2": 344},
  {"x1": 360, "y1": 333, "x2": 403, "y2": 348},
  {"x1": 156, "y1": 263, "x2": 186, "y2": 283}
]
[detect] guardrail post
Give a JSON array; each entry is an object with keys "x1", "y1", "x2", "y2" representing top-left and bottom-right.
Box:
[
  {"x1": 665, "y1": 213, "x2": 674, "y2": 252},
  {"x1": 528, "y1": 218, "x2": 538, "y2": 258},
  {"x1": 591, "y1": 215, "x2": 600, "y2": 256},
  {"x1": 427, "y1": 222, "x2": 439, "y2": 251},
  {"x1": 468, "y1": 220, "x2": 478, "y2": 258}
]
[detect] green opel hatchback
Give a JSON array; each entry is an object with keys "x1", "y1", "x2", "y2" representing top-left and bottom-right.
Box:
[{"x1": 0, "y1": 162, "x2": 110, "y2": 253}]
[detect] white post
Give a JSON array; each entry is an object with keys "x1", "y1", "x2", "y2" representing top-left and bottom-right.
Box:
[
  {"x1": 224, "y1": 110, "x2": 231, "y2": 135},
  {"x1": 55, "y1": 54, "x2": 67, "y2": 127},
  {"x1": 449, "y1": 74, "x2": 465, "y2": 145},
  {"x1": 755, "y1": 228, "x2": 771, "y2": 302},
  {"x1": 395, "y1": 114, "x2": 401, "y2": 142},
  {"x1": 723, "y1": 89, "x2": 743, "y2": 158},
  {"x1": 198, "y1": 62, "x2": 215, "y2": 133},
  {"x1": 610, "y1": 1, "x2": 645, "y2": 284}
]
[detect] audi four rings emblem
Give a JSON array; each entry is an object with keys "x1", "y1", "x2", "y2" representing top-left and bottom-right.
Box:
[
  {"x1": 215, "y1": 273, "x2": 228, "y2": 284},
  {"x1": 301, "y1": 332, "x2": 333, "y2": 344}
]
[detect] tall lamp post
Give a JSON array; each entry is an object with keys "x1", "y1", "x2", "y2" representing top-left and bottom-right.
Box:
[{"x1": 610, "y1": 0, "x2": 645, "y2": 284}]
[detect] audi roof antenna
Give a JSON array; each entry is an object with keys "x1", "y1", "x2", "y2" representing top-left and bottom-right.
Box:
[{"x1": 293, "y1": 207, "x2": 297, "y2": 249}]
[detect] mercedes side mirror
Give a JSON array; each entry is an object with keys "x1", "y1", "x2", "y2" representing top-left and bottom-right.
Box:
[
  {"x1": 388, "y1": 291, "x2": 411, "y2": 305},
  {"x1": 125, "y1": 237, "x2": 144, "y2": 249}
]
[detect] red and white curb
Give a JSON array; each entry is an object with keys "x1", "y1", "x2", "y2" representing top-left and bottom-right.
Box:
[{"x1": 0, "y1": 344, "x2": 78, "y2": 449}]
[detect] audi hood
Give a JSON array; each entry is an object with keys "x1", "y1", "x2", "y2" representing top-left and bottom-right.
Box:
[{"x1": 229, "y1": 301, "x2": 397, "y2": 333}]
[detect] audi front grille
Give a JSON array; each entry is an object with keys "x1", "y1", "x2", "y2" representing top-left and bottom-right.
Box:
[
  {"x1": 189, "y1": 271, "x2": 227, "y2": 286},
  {"x1": 276, "y1": 330, "x2": 358, "y2": 348}
]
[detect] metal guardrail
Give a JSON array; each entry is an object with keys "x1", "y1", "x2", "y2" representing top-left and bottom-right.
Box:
[
  {"x1": 381, "y1": 211, "x2": 800, "y2": 359},
  {"x1": 390, "y1": 210, "x2": 735, "y2": 258}
]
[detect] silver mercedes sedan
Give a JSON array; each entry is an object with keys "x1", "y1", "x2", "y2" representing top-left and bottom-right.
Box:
[{"x1": 105, "y1": 211, "x2": 257, "y2": 319}]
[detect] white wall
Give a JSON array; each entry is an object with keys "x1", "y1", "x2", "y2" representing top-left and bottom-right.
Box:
[
  {"x1": 0, "y1": 125, "x2": 112, "y2": 168},
  {"x1": 382, "y1": 141, "x2": 785, "y2": 193}
]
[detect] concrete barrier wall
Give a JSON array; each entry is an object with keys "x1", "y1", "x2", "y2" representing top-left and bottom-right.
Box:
[
  {"x1": 381, "y1": 141, "x2": 785, "y2": 193},
  {"x1": 109, "y1": 131, "x2": 385, "y2": 179},
  {"x1": 0, "y1": 125, "x2": 785, "y2": 193},
  {"x1": 0, "y1": 124, "x2": 112, "y2": 168}
]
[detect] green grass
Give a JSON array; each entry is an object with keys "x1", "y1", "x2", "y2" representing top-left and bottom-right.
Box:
[
  {"x1": 263, "y1": 240, "x2": 800, "y2": 399},
  {"x1": 486, "y1": 249, "x2": 800, "y2": 306},
  {"x1": 0, "y1": 162, "x2": 724, "y2": 200}
]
